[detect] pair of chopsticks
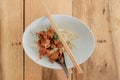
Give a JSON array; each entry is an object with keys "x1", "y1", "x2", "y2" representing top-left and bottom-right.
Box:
[{"x1": 41, "y1": 0, "x2": 83, "y2": 74}]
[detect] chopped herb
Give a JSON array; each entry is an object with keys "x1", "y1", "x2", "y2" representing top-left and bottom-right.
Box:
[{"x1": 53, "y1": 32, "x2": 58, "y2": 39}]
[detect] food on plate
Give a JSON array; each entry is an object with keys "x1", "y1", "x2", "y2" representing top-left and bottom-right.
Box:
[{"x1": 36, "y1": 27, "x2": 78, "y2": 63}]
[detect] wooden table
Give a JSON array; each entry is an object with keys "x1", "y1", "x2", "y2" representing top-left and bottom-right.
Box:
[{"x1": 0, "y1": 0, "x2": 120, "y2": 80}]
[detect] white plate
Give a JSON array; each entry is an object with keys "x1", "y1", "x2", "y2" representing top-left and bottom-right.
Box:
[{"x1": 22, "y1": 15, "x2": 95, "y2": 69}]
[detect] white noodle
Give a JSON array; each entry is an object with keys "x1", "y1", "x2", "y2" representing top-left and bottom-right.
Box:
[{"x1": 59, "y1": 28, "x2": 79, "y2": 48}]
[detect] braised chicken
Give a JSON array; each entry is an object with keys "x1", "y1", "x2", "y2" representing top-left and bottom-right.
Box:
[{"x1": 36, "y1": 27, "x2": 64, "y2": 63}]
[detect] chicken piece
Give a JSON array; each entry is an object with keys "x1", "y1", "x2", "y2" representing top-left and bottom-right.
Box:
[
  {"x1": 49, "y1": 59, "x2": 54, "y2": 63},
  {"x1": 50, "y1": 44, "x2": 55, "y2": 49},
  {"x1": 37, "y1": 31, "x2": 48, "y2": 40},
  {"x1": 39, "y1": 47, "x2": 46, "y2": 54},
  {"x1": 37, "y1": 40, "x2": 42, "y2": 47},
  {"x1": 39, "y1": 47, "x2": 46, "y2": 58},
  {"x1": 37, "y1": 31, "x2": 50, "y2": 48},
  {"x1": 40, "y1": 39, "x2": 50, "y2": 48},
  {"x1": 48, "y1": 28, "x2": 54, "y2": 33},
  {"x1": 53, "y1": 39, "x2": 59, "y2": 45},
  {"x1": 47, "y1": 28, "x2": 54, "y2": 39},
  {"x1": 36, "y1": 31, "x2": 44, "y2": 37},
  {"x1": 56, "y1": 41, "x2": 63, "y2": 48},
  {"x1": 39, "y1": 47, "x2": 51, "y2": 57},
  {"x1": 49, "y1": 52, "x2": 59, "y2": 63},
  {"x1": 45, "y1": 49, "x2": 51, "y2": 56},
  {"x1": 47, "y1": 33, "x2": 53, "y2": 39},
  {"x1": 42, "y1": 32, "x2": 48, "y2": 40}
]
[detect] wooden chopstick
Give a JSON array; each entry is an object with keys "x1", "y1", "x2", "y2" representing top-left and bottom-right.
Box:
[{"x1": 42, "y1": 0, "x2": 83, "y2": 73}]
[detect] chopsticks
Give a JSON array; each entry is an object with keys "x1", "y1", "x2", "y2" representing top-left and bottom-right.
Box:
[{"x1": 41, "y1": 0, "x2": 83, "y2": 74}]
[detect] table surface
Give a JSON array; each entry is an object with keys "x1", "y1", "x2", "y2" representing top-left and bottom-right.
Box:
[{"x1": 0, "y1": 0, "x2": 120, "y2": 80}]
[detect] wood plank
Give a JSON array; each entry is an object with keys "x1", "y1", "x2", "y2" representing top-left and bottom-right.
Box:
[
  {"x1": 0, "y1": 57, "x2": 2, "y2": 80},
  {"x1": 72, "y1": 0, "x2": 119, "y2": 80},
  {"x1": 0, "y1": 9, "x2": 2, "y2": 80},
  {"x1": 109, "y1": 0, "x2": 120, "y2": 79},
  {"x1": 0, "y1": 0, "x2": 23, "y2": 80},
  {"x1": 0, "y1": 1, "x2": 2, "y2": 79},
  {"x1": 0, "y1": 35, "x2": 1, "y2": 79},
  {"x1": 25, "y1": 0, "x2": 72, "y2": 80}
]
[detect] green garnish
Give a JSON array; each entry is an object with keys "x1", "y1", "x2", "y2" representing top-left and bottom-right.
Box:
[{"x1": 53, "y1": 32, "x2": 58, "y2": 39}]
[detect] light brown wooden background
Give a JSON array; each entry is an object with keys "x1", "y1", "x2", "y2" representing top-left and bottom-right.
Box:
[{"x1": 0, "y1": 0, "x2": 120, "y2": 80}]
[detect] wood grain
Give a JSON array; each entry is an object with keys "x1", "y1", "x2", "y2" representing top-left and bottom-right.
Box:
[
  {"x1": 109, "y1": 0, "x2": 120, "y2": 79},
  {"x1": 25, "y1": 0, "x2": 72, "y2": 80},
  {"x1": 0, "y1": 19, "x2": 1, "y2": 80},
  {"x1": 0, "y1": 0, "x2": 23, "y2": 80},
  {"x1": 72, "y1": 0, "x2": 119, "y2": 80},
  {"x1": 0, "y1": 0, "x2": 120, "y2": 80},
  {"x1": 0, "y1": 1, "x2": 2, "y2": 79}
]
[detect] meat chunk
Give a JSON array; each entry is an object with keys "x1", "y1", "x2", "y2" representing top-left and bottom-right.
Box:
[
  {"x1": 48, "y1": 28, "x2": 54, "y2": 33},
  {"x1": 56, "y1": 41, "x2": 63, "y2": 48},
  {"x1": 40, "y1": 32, "x2": 47, "y2": 40},
  {"x1": 39, "y1": 47, "x2": 51, "y2": 58},
  {"x1": 39, "y1": 47, "x2": 46, "y2": 54},
  {"x1": 37, "y1": 31, "x2": 48, "y2": 40},
  {"x1": 50, "y1": 44, "x2": 55, "y2": 49},
  {"x1": 40, "y1": 39, "x2": 50, "y2": 48},
  {"x1": 53, "y1": 40, "x2": 59, "y2": 45},
  {"x1": 37, "y1": 40, "x2": 42, "y2": 47},
  {"x1": 37, "y1": 27, "x2": 64, "y2": 63},
  {"x1": 36, "y1": 31, "x2": 44, "y2": 36},
  {"x1": 39, "y1": 47, "x2": 46, "y2": 58},
  {"x1": 49, "y1": 52, "x2": 59, "y2": 63},
  {"x1": 47, "y1": 28, "x2": 54, "y2": 39},
  {"x1": 45, "y1": 49, "x2": 51, "y2": 56}
]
